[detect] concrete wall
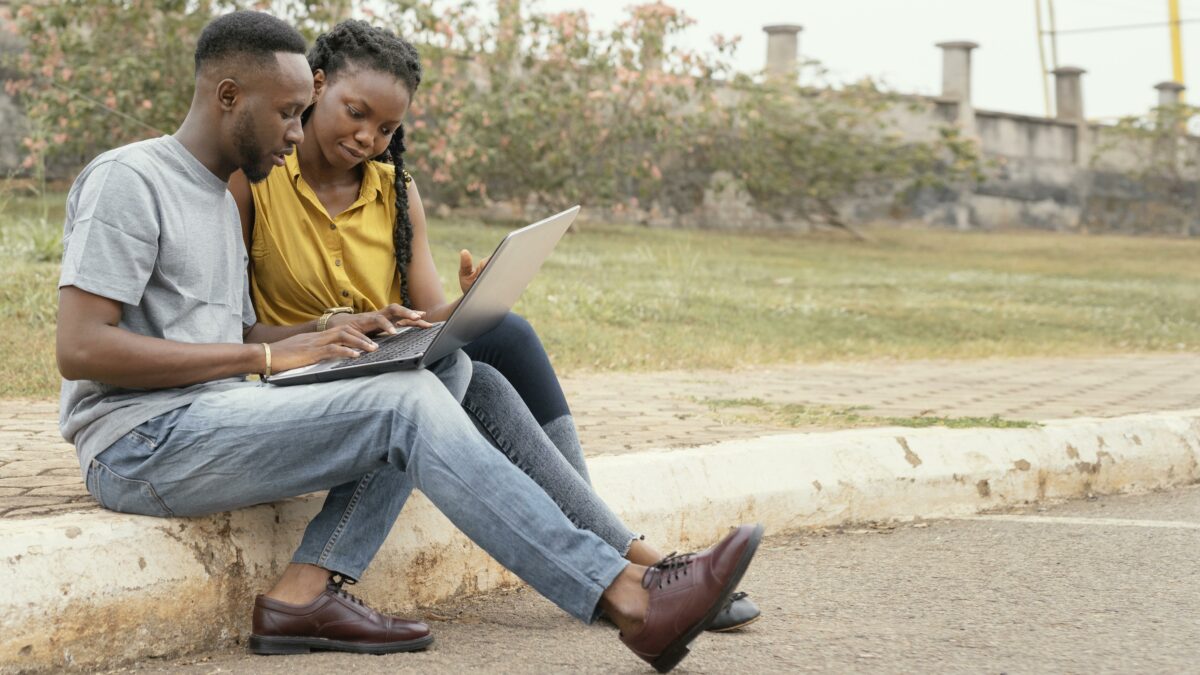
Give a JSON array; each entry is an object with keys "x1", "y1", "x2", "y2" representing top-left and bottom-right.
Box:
[{"x1": 597, "y1": 31, "x2": 1200, "y2": 235}]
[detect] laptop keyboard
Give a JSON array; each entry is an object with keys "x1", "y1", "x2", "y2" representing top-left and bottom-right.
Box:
[{"x1": 329, "y1": 324, "x2": 443, "y2": 369}]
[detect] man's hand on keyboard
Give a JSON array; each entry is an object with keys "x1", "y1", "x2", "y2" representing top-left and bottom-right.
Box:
[
  {"x1": 328, "y1": 304, "x2": 434, "y2": 336},
  {"x1": 270, "y1": 325, "x2": 380, "y2": 372}
]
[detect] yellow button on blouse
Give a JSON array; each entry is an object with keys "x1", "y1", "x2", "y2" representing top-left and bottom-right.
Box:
[{"x1": 249, "y1": 151, "x2": 402, "y2": 326}]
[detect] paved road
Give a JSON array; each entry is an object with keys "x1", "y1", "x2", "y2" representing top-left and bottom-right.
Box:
[
  {"x1": 5, "y1": 353, "x2": 1200, "y2": 519},
  {"x1": 112, "y1": 486, "x2": 1200, "y2": 674}
]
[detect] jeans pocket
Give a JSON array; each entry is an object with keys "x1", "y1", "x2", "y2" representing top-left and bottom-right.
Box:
[{"x1": 87, "y1": 459, "x2": 174, "y2": 517}]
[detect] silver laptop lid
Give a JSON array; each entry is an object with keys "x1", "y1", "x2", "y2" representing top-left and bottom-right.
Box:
[{"x1": 420, "y1": 205, "x2": 579, "y2": 364}]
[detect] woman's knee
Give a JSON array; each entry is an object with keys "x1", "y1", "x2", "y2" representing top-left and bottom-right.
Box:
[
  {"x1": 495, "y1": 312, "x2": 540, "y2": 347},
  {"x1": 466, "y1": 361, "x2": 511, "y2": 400},
  {"x1": 463, "y1": 362, "x2": 528, "y2": 426}
]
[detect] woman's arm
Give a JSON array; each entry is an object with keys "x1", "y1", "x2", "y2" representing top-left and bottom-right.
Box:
[
  {"x1": 228, "y1": 169, "x2": 255, "y2": 252},
  {"x1": 228, "y1": 170, "x2": 319, "y2": 341},
  {"x1": 404, "y1": 178, "x2": 486, "y2": 322},
  {"x1": 404, "y1": 178, "x2": 455, "y2": 321}
]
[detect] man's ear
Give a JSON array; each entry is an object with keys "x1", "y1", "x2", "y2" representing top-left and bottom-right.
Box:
[
  {"x1": 216, "y1": 78, "x2": 240, "y2": 112},
  {"x1": 311, "y1": 69, "x2": 327, "y2": 104}
]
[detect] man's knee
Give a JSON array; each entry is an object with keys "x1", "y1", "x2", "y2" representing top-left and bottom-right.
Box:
[
  {"x1": 369, "y1": 368, "x2": 462, "y2": 411},
  {"x1": 430, "y1": 349, "x2": 472, "y2": 402}
]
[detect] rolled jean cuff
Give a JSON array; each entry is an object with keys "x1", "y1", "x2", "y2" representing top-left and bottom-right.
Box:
[
  {"x1": 289, "y1": 550, "x2": 366, "y2": 583},
  {"x1": 584, "y1": 556, "x2": 631, "y2": 624},
  {"x1": 620, "y1": 532, "x2": 645, "y2": 557}
]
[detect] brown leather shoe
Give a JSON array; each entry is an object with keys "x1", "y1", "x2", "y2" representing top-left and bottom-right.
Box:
[
  {"x1": 249, "y1": 578, "x2": 433, "y2": 655},
  {"x1": 620, "y1": 523, "x2": 764, "y2": 673}
]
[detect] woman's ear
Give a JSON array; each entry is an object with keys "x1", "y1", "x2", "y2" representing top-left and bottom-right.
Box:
[{"x1": 311, "y1": 69, "x2": 327, "y2": 103}]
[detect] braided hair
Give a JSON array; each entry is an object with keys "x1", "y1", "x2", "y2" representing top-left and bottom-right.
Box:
[{"x1": 306, "y1": 20, "x2": 422, "y2": 306}]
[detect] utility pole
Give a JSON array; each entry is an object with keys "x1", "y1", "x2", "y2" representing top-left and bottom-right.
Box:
[
  {"x1": 1035, "y1": 0, "x2": 1051, "y2": 116},
  {"x1": 1169, "y1": 0, "x2": 1186, "y2": 101},
  {"x1": 1047, "y1": 0, "x2": 1060, "y2": 70}
]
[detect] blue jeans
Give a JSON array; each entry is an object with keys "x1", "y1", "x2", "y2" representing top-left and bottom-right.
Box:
[
  {"x1": 463, "y1": 312, "x2": 590, "y2": 482},
  {"x1": 463, "y1": 362, "x2": 638, "y2": 555},
  {"x1": 86, "y1": 352, "x2": 627, "y2": 622}
]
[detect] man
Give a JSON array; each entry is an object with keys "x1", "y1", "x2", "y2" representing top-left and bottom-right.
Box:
[{"x1": 55, "y1": 10, "x2": 761, "y2": 673}]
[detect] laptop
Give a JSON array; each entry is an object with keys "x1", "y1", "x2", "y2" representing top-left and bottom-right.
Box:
[{"x1": 267, "y1": 206, "x2": 580, "y2": 386}]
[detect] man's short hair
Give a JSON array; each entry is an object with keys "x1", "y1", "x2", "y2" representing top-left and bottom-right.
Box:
[{"x1": 194, "y1": 11, "x2": 307, "y2": 76}]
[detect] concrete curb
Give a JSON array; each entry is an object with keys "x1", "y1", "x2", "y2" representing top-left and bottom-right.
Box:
[{"x1": 3, "y1": 410, "x2": 1199, "y2": 672}]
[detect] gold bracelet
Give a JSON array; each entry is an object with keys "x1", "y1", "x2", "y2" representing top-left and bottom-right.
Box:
[
  {"x1": 261, "y1": 343, "x2": 272, "y2": 379},
  {"x1": 318, "y1": 306, "x2": 354, "y2": 332}
]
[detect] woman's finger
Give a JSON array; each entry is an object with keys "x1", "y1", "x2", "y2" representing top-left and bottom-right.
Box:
[
  {"x1": 395, "y1": 318, "x2": 433, "y2": 329},
  {"x1": 371, "y1": 314, "x2": 398, "y2": 335},
  {"x1": 383, "y1": 304, "x2": 424, "y2": 321}
]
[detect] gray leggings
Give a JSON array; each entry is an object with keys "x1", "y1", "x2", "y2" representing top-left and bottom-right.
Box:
[{"x1": 462, "y1": 362, "x2": 639, "y2": 555}]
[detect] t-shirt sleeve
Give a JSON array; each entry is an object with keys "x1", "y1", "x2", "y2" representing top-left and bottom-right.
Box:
[{"x1": 59, "y1": 161, "x2": 159, "y2": 306}]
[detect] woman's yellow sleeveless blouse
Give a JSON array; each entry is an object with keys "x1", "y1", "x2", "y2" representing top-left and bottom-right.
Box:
[{"x1": 249, "y1": 151, "x2": 402, "y2": 326}]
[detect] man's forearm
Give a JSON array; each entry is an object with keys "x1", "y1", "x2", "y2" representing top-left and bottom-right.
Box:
[{"x1": 58, "y1": 324, "x2": 265, "y2": 389}]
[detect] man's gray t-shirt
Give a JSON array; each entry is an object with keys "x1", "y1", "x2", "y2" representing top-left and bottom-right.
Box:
[{"x1": 59, "y1": 135, "x2": 257, "y2": 478}]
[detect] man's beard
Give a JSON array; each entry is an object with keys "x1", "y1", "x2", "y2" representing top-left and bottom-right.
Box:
[{"x1": 234, "y1": 110, "x2": 271, "y2": 183}]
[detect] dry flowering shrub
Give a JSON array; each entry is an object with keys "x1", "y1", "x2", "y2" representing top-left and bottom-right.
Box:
[
  {"x1": 6, "y1": 0, "x2": 350, "y2": 172},
  {"x1": 8, "y1": 0, "x2": 979, "y2": 226},
  {"x1": 718, "y1": 74, "x2": 983, "y2": 229},
  {"x1": 389, "y1": 0, "x2": 979, "y2": 224},
  {"x1": 7, "y1": 0, "x2": 245, "y2": 171}
]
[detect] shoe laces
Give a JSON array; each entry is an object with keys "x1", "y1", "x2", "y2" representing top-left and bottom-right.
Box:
[
  {"x1": 725, "y1": 591, "x2": 747, "y2": 608},
  {"x1": 642, "y1": 551, "x2": 695, "y2": 590},
  {"x1": 328, "y1": 573, "x2": 367, "y2": 607}
]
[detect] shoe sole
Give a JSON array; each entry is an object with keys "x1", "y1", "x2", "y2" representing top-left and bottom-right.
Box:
[
  {"x1": 649, "y1": 523, "x2": 765, "y2": 674},
  {"x1": 706, "y1": 613, "x2": 762, "y2": 633},
  {"x1": 248, "y1": 633, "x2": 433, "y2": 655}
]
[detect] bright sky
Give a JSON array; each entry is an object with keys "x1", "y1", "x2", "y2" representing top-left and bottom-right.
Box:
[{"x1": 534, "y1": 0, "x2": 1200, "y2": 122}]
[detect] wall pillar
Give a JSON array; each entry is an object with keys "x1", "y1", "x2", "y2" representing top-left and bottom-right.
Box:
[
  {"x1": 1053, "y1": 66, "x2": 1086, "y2": 121},
  {"x1": 936, "y1": 41, "x2": 978, "y2": 130},
  {"x1": 764, "y1": 24, "x2": 802, "y2": 80},
  {"x1": 1153, "y1": 81, "x2": 1188, "y2": 177},
  {"x1": 1053, "y1": 66, "x2": 1089, "y2": 166},
  {"x1": 1155, "y1": 80, "x2": 1185, "y2": 107}
]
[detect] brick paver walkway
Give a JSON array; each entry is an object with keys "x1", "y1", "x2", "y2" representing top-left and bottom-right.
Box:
[{"x1": 4, "y1": 354, "x2": 1199, "y2": 519}]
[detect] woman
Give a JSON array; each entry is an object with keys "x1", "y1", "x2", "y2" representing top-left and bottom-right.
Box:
[{"x1": 230, "y1": 19, "x2": 759, "y2": 631}]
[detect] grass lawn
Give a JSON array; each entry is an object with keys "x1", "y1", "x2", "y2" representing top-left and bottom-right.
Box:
[{"x1": 4, "y1": 191, "x2": 1200, "y2": 399}]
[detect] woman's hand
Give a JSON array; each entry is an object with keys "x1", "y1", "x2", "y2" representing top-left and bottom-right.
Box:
[
  {"x1": 327, "y1": 305, "x2": 434, "y2": 336},
  {"x1": 458, "y1": 249, "x2": 490, "y2": 294},
  {"x1": 269, "y1": 325, "x2": 380, "y2": 372}
]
